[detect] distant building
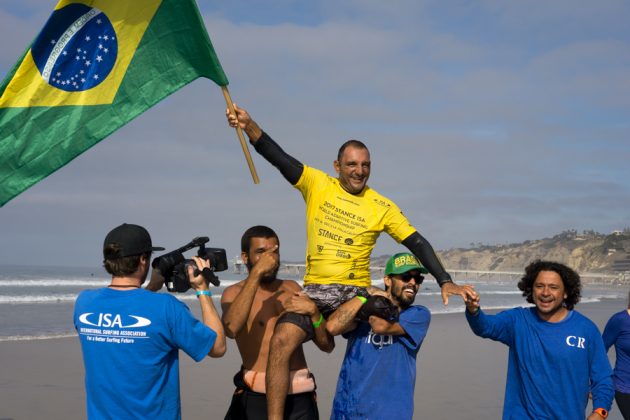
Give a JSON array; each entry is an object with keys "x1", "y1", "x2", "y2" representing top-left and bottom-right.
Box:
[{"x1": 612, "y1": 254, "x2": 630, "y2": 272}]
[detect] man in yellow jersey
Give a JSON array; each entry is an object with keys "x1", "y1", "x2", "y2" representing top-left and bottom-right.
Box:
[{"x1": 227, "y1": 105, "x2": 477, "y2": 419}]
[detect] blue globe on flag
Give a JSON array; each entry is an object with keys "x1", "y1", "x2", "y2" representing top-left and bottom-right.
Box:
[{"x1": 31, "y1": 3, "x2": 118, "y2": 92}]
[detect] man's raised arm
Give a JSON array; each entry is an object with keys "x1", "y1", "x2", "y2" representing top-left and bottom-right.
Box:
[
  {"x1": 188, "y1": 256, "x2": 226, "y2": 358},
  {"x1": 221, "y1": 245, "x2": 279, "y2": 338},
  {"x1": 227, "y1": 104, "x2": 303, "y2": 185}
]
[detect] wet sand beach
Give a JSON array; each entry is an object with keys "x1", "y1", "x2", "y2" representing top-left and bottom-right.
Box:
[{"x1": 0, "y1": 298, "x2": 625, "y2": 419}]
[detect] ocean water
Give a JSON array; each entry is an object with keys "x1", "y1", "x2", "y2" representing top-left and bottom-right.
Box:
[{"x1": 0, "y1": 264, "x2": 626, "y2": 341}]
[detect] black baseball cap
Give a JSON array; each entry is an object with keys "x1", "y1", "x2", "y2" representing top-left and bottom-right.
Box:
[{"x1": 103, "y1": 223, "x2": 165, "y2": 259}]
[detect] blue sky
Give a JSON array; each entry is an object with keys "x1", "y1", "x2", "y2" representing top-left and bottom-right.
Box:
[{"x1": 1, "y1": 0, "x2": 629, "y2": 268}]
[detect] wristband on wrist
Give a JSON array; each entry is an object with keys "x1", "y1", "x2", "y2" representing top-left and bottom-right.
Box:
[
  {"x1": 196, "y1": 290, "x2": 212, "y2": 298},
  {"x1": 312, "y1": 313, "x2": 324, "y2": 329},
  {"x1": 356, "y1": 296, "x2": 368, "y2": 304},
  {"x1": 593, "y1": 408, "x2": 608, "y2": 419}
]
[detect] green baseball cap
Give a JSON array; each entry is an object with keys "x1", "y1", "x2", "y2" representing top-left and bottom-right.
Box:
[{"x1": 384, "y1": 252, "x2": 428, "y2": 275}]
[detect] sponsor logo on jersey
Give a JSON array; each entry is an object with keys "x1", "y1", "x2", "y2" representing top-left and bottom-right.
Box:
[
  {"x1": 318, "y1": 228, "x2": 343, "y2": 242},
  {"x1": 336, "y1": 250, "x2": 352, "y2": 259},
  {"x1": 372, "y1": 198, "x2": 391, "y2": 208}
]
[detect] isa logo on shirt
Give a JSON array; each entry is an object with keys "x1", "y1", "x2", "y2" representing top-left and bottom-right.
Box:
[{"x1": 79, "y1": 312, "x2": 151, "y2": 328}]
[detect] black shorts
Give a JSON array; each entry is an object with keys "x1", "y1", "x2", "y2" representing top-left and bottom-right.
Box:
[
  {"x1": 615, "y1": 390, "x2": 630, "y2": 420},
  {"x1": 276, "y1": 283, "x2": 369, "y2": 340},
  {"x1": 224, "y1": 371, "x2": 319, "y2": 420}
]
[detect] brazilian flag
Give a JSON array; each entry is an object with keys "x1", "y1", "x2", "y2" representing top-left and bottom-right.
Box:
[{"x1": 0, "y1": 0, "x2": 229, "y2": 206}]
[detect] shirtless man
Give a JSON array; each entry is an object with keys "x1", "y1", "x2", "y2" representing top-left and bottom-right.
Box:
[{"x1": 222, "y1": 226, "x2": 332, "y2": 420}]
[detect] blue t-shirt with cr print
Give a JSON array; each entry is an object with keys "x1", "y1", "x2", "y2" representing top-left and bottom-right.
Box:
[
  {"x1": 466, "y1": 307, "x2": 613, "y2": 419},
  {"x1": 331, "y1": 305, "x2": 430, "y2": 420},
  {"x1": 74, "y1": 288, "x2": 216, "y2": 419}
]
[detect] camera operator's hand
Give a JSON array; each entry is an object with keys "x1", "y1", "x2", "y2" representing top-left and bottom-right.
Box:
[
  {"x1": 188, "y1": 256, "x2": 211, "y2": 291},
  {"x1": 250, "y1": 245, "x2": 279, "y2": 281},
  {"x1": 145, "y1": 267, "x2": 166, "y2": 292},
  {"x1": 186, "y1": 256, "x2": 226, "y2": 358}
]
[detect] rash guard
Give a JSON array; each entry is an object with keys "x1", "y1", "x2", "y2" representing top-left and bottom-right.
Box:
[{"x1": 252, "y1": 131, "x2": 452, "y2": 286}]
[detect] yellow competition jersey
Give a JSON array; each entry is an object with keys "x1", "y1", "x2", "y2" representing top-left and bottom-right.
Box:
[{"x1": 294, "y1": 166, "x2": 416, "y2": 287}]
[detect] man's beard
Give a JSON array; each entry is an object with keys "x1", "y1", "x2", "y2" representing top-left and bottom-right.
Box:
[
  {"x1": 260, "y1": 268, "x2": 279, "y2": 284},
  {"x1": 393, "y1": 283, "x2": 417, "y2": 309}
]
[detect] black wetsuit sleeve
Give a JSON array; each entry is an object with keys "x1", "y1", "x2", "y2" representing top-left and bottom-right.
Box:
[
  {"x1": 402, "y1": 231, "x2": 453, "y2": 286},
  {"x1": 252, "y1": 132, "x2": 304, "y2": 185}
]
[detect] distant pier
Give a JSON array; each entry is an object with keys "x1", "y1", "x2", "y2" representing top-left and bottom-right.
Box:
[
  {"x1": 230, "y1": 258, "x2": 630, "y2": 286},
  {"x1": 446, "y1": 269, "x2": 630, "y2": 286},
  {"x1": 232, "y1": 258, "x2": 308, "y2": 277}
]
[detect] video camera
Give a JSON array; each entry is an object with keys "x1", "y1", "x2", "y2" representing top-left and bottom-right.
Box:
[{"x1": 152, "y1": 236, "x2": 227, "y2": 293}]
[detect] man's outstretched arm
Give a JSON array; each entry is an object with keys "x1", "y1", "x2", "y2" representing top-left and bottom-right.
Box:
[
  {"x1": 402, "y1": 231, "x2": 477, "y2": 305},
  {"x1": 227, "y1": 104, "x2": 303, "y2": 184}
]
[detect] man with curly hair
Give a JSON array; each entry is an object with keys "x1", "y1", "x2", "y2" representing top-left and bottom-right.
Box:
[{"x1": 465, "y1": 260, "x2": 614, "y2": 419}]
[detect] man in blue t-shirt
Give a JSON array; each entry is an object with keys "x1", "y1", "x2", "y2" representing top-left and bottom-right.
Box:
[
  {"x1": 329, "y1": 252, "x2": 431, "y2": 420},
  {"x1": 73, "y1": 223, "x2": 226, "y2": 419},
  {"x1": 603, "y1": 301, "x2": 630, "y2": 419},
  {"x1": 465, "y1": 260, "x2": 613, "y2": 420}
]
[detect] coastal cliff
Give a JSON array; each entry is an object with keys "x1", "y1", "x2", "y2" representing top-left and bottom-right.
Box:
[
  {"x1": 437, "y1": 230, "x2": 630, "y2": 274},
  {"x1": 373, "y1": 230, "x2": 630, "y2": 274}
]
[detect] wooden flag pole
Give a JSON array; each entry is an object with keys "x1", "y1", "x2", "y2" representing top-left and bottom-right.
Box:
[{"x1": 221, "y1": 86, "x2": 260, "y2": 184}]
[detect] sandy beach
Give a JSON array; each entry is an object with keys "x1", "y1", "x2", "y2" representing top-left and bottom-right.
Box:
[{"x1": 0, "y1": 298, "x2": 625, "y2": 420}]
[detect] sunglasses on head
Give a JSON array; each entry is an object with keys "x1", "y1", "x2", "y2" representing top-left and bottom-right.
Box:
[{"x1": 394, "y1": 272, "x2": 424, "y2": 284}]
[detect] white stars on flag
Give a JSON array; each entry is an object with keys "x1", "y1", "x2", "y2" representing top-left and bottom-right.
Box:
[{"x1": 39, "y1": 9, "x2": 117, "y2": 91}]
